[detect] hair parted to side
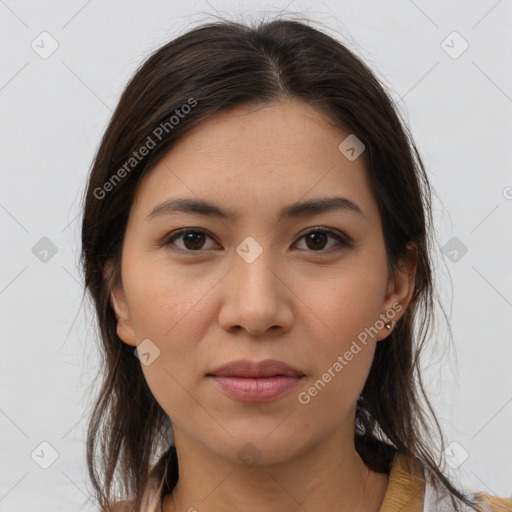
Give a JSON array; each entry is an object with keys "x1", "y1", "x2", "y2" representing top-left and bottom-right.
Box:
[{"x1": 80, "y1": 15, "x2": 482, "y2": 512}]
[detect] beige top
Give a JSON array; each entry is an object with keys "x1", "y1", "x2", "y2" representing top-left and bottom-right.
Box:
[{"x1": 114, "y1": 452, "x2": 512, "y2": 512}]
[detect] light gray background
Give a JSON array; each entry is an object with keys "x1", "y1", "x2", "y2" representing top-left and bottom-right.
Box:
[{"x1": 1, "y1": 0, "x2": 511, "y2": 510}]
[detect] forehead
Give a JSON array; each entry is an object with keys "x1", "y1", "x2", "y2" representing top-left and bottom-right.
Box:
[
  {"x1": 129, "y1": 98, "x2": 379, "y2": 226},
  {"x1": 167, "y1": 98, "x2": 351, "y2": 162}
]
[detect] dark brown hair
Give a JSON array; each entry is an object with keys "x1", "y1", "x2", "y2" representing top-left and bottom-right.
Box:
[{"x1": 81, "y1": 15, "x2": 482, "y2": 512}]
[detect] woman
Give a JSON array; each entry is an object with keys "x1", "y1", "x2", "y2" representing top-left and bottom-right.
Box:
[{"x1": 80, "y1": 17, "x2": 512, "y2": 512}]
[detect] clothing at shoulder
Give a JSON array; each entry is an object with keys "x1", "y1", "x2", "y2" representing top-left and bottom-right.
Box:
[
  {"x1": 380, "y1": 451, "x2": 512, "y2": 512},
  {"x1": 111, "y1": 453, "x2": 512, "y2": 512},
  {"x1": 109, "y1": 502, "x2": 132, "y2": 512}
]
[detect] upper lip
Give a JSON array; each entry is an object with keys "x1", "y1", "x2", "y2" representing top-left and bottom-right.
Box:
[{"x1": 207, "y1": 359, "x2": 305, "y2": 378}]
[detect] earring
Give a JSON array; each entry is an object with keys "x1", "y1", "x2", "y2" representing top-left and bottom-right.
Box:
[{"x1": 385, "y1": 320, "x2": 396, "y2": 331}]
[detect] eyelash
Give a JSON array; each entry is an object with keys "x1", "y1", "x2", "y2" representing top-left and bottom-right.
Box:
[{"x1": 163, "y1": 227, "x2": 352, "y2": 255}]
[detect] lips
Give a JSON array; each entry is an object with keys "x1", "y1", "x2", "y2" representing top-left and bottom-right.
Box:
[
  {"x1": 207, "y1": 359, "x2": 306, "y2": 403},
  {"x1": 207, "y1": 359, "x2": 305, "y2": 378}
]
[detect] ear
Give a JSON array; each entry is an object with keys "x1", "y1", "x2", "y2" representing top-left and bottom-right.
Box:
[
  {"x1": 376, "y1": 242, "x2": 418, "y2": 342},
  {"x1": 103, "y1": 262, "x2": 137, "y2": 347}
]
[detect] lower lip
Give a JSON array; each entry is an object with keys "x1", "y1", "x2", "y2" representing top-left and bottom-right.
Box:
[{"x1": 209, "y1": 375, "x2": 303, "y2": 402}]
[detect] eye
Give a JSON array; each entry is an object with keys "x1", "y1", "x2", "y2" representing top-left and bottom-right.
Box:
[
  {"x1": 165, "y1": 229, "x2": 219, "y2": 252},
  {"x1": 294, "y1": 227, "x2": 352, "y2": 253},
  {"x1": 163, "y1": 227, "x2": 352, "y2": 254}
]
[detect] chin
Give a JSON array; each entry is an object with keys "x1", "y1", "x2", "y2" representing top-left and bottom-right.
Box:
[{"x1": 204, "y1": 429, "x2": 312, "y2": 467}]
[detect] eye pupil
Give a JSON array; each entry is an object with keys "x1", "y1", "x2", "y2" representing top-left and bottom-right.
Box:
[
  {"x1": 306, "y1": 232, "x2": 328, "y2": 250},
  {"x1": 184, "y1": 232, "x2": 205, "y2": 250}
]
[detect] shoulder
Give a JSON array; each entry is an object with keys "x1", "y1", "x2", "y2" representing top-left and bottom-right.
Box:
[
  {"x1": 423, "y1": 471, "x2": 512, "y2": 512},
  {"x1": 389, "y1": 452, "x2": 511, "y2": 512},
  {"x1": 473, "y1": 492, "x2": 512, "y2": 512}
]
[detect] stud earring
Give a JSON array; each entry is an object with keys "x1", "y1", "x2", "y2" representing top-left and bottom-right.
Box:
[{"x1": 385, "y1": 320, "x2": 397, "y2": 331}]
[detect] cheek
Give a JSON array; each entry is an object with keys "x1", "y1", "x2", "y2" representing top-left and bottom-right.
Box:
[
  {"x1": 311, "y1": 261, "x2": 386, "y2": 343},
  {"x1": 140, "y1": 361, "x2": 208, "y2": 442},
  {"x1": 296, "y1": 335, "x2": 376, "y2": 433},
  {"x1": 125, "y1": 272, "x2": 216, "y2": 422},
  {"x1": 311, "y1": 330, "x2": 377, "y2": 396},
  {"x1": 123, "y1": 257, "x2": 217, "y2": 341},
  {"x1": 298, "y1": 265, "x2": 385, "y2": 409},
  {"x1": 136, "y1": 307, "x2": 208, "y2": 426}
]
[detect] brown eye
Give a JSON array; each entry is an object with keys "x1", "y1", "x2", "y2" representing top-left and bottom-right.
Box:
[
  {"x1": 294, "y1": 228, "x2": 351, "y2": 254},
  {"x1": 304, "y1": 231, "x2": 329, "y2": 250},
  {"x1": 165, "y1": 229, "x2": 218, "y2": 251},
  {"x1": 164, "y1": 227, "x2": 351, "y2": 255}
]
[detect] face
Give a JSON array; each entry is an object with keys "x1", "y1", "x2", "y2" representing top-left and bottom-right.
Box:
[{"x1": 109, "y1": 98, "x2": 416, "y2": 465}]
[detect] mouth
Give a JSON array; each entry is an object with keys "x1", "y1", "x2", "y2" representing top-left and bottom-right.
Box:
[{"x1": 206, "y1": 359, "x2": 305, "y2": 403}]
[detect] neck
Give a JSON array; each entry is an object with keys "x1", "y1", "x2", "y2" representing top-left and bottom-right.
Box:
[{"x1": 163, "y1": 425, "x2": 389, "y2": 512}]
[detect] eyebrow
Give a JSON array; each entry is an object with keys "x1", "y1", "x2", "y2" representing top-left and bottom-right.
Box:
[{"x1": 146, "y1": 196, "x2": 365, "y2": 222}]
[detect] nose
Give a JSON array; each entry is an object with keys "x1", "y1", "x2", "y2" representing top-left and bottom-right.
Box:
[{"x1": 218, "y1": 249, "x2": 294, "y2": 337}]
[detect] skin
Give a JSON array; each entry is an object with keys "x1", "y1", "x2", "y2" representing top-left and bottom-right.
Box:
[{"x1": 109, "y1": 98, "x2": 417, "y2": 512}]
